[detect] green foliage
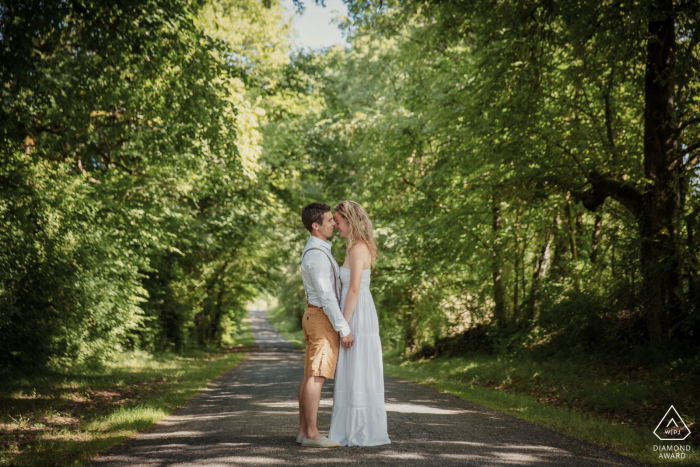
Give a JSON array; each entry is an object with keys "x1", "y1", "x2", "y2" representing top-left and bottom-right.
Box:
[
  {"x1": 537, "y1": 290, "x2": 645, "y2": 352},
  {"x1": 276, "y1": 271, "x2": 306, "y2": 325},
  {"x1": 0, "y1": 149, "x2": 146, "y2": 370},
  {"x1": 2, "y1": 0, "x2": 699, "y2": 389},
  {"x1": 0, "y1": 0, "x2": 292, "y2": 373},
  {"x1": 268, "y1": 0, "x2": 700, "y2": 359},
  {"x1": 266, "y1": 303, "x2": 305, "y2": 350}
]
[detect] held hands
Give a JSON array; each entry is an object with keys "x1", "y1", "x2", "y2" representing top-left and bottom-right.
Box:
[{"x1": 340, "y1": 332, "x2": 354, "y2": 348}]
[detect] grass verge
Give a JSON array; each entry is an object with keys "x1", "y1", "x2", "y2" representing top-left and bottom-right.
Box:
[
  {"x1": 262, "y1": 304, "x2": 700, "y2": 465},
  {"x1": 0, "y1": 321, "x2": 253, "y2": 467},
  {"x1": 384, "y1": 351, "x2": 699, "y2": 466}
]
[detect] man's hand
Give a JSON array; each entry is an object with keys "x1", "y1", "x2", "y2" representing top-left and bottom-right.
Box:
[{"x1": 340, "y1": 332, "x2": 354, "y2": 348}]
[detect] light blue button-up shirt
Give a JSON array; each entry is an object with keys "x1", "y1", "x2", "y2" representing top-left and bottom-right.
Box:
[{"x1": 301, "y1": 235, "x2": 351, "y2": 337}]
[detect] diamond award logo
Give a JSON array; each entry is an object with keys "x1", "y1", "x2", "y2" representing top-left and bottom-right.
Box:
[{"x1": 654, "y1": 405, "x2": 691, "y2": 441}]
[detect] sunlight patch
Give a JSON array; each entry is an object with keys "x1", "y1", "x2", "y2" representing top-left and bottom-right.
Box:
[{"x1": 385, "y1": 403, "x2": 470, "y2": 415}]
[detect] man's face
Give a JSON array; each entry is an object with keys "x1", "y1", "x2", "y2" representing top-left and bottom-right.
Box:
[
  {"x1": 334, "y1": 211, "x2": 349, "y2": 238},
  {"x1": 313, "y1": 211, "x2": 336, "y2": 239}
]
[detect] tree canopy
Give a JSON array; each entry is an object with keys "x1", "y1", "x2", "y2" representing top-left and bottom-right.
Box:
[{"x1": 1, "y1": 0, "x2": 699, "y2": 374}]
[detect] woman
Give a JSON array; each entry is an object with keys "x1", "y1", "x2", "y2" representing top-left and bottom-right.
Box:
[{"x1": 328, "y1": 200, "x2": 390, "y2": 447}]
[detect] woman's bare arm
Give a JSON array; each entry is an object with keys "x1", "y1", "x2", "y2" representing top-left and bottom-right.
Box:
[{"x1": 342, "y1": 243, "x2": 369, "y2": 324}]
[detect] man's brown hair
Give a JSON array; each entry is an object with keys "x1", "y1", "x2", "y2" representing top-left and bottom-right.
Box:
[{"x1": 302, "y1": 202, "x2": 331, "y2": 233}]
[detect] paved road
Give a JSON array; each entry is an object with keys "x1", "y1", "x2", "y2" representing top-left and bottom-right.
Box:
[{"x1": 89, "y1": 310, "x2": 645, "y2": 466}]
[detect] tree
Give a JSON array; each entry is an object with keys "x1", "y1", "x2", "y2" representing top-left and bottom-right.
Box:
[
  {"x1": 0, "y1": 0, "x2": 291, "y2": 371},
  {"x1": 340, "y1": 0, "x2": 700, "y2": 343}
]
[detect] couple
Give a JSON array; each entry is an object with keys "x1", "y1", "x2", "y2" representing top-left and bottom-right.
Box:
[{"x1": 296, "y1": 201, "x2": 391, "y2": 448}]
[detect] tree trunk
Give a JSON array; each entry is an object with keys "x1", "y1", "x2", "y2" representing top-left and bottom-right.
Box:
[
  {"x1": 590, "y1": 211, "x2": 604, "y2": 263},
  {"x1": 565, "y1": 192, "x2": 578, "y2": 261},
  {"x1": 577, "y1": 1, "x2": 684, "y2": 342},
  {"x1": 539, "y1": 230, "x2": 554, "y2": 279},
  {"x1": 212, "y1": 283, "x2": 226, "y2": 345},
  {"x1": 525, "y1": 227, "x2": 554, "y2": 322},
  {"x1": 513, "y1": 242, "x2": 520, "y2": 324},
  {"x1": 196, "y1": 258, "x2": 231, "y2": 345},
  {"x1": 403, "y1": 287, "x2": 417, "y2": 351},
  {"x1": 550, "y1": 213, "x2": 567, "y2": 279},
  {"x1": 640, "y1": 0, "x2": 682, "y2": 342},
  {"x1": 688, "y1": 210, "x2": 700, "y2": 307},
  {"x1": 512, "y1": 209, "x2": 528, "y2": 327},
  {"x1": 492, "y1": 195, "x2": 506, "y2": 328}
]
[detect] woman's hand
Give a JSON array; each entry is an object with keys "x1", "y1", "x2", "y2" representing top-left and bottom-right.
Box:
[{"x1": 340, "y1": 332, "x2": 354, "y2": 348}]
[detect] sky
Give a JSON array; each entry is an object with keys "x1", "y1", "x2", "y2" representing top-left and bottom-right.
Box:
[{"x1": 281, "y1": 0, "x2": 349, "y2": 50}]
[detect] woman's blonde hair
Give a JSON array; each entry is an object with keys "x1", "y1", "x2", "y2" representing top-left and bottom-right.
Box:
[{"x1": 334, "y1": 200, "x2": 378, "y2": 265}]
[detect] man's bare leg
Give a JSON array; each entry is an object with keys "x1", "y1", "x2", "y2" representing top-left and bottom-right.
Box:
[
  {"x1": 302, "y1": 375, "x2": 326, "y2": 440},
  {"x1": 297, "y1": 376, "x2": 308, "y2": 437}
]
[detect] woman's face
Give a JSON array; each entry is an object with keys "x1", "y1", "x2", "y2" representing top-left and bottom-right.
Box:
[{"x1": 334, "y1": 211, "x2": 349, "y2": 238}]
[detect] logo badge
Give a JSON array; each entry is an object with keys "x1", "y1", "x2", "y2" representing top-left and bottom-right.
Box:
[{"x1": 654, "y1": 405, "x2": 691, "y2": 441}]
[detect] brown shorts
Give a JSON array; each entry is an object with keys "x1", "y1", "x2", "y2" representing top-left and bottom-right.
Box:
[{"x1": 302, "y1": 303, "x2": 340, "y2": 379}]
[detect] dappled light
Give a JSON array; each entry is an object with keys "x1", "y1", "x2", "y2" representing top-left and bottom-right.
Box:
[
  {"x1": 85, "y1": 310, "x2": 642, "y2": 466},
  {"x1": 3, "y1": 0, "x2": 699, "y2": 465},
  {"x1": 383, "y1": 403, "x2": 469, "y2": 415}
]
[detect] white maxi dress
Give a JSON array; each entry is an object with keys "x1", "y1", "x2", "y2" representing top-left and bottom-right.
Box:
[{"x1": 328, "y1": 267, "x2": 391, "y2": 447}]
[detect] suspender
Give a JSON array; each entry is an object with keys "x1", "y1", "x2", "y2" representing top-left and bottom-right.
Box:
[{"x1": 301, "y1": 247, "x2": 341, "y2": 306}]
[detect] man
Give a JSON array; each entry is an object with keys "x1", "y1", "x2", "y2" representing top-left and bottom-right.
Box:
[{"x1": 296, "y1": 202, "x2": 354, "y2": 448}]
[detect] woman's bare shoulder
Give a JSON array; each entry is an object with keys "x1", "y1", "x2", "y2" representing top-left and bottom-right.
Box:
[
  {"x1": 349, "y1": 241, "x2": 370, "y2": 254},
  {"x1": 347, "y1": 242, "x2": 370, "y2": 268}
]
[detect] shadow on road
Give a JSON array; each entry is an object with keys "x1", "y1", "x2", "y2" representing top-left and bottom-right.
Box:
[{"x1": 88, "y1": 310, "x2": 644, "y2": 466}]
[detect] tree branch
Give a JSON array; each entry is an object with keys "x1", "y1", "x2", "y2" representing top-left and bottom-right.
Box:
[
  {"x1": 400, "y1": 176, "x2": 448, "y2": 213},
  {"x1": 680, "y1": 140, "x2": 700, "y2": 159},
  {"x1": 678, "y1": 116, "x2": 700, "y2": 133},
  {"x1": 574, "y1": 170, "x2": 643, "y2": 217},
  {"x1": 552, "y1": 142, "x2": 594, "y2": 183},
  {"x1": 77, "y1": 157, "x2": 101, "y2": 184},
  {"x1": 686, "y1": 154, "x2": 700, "y2": 171}
]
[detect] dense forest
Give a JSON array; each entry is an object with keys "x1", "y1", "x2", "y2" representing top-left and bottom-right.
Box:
[{"x1": 2, "y1": 0, "x2": 700, "y2": 376}]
